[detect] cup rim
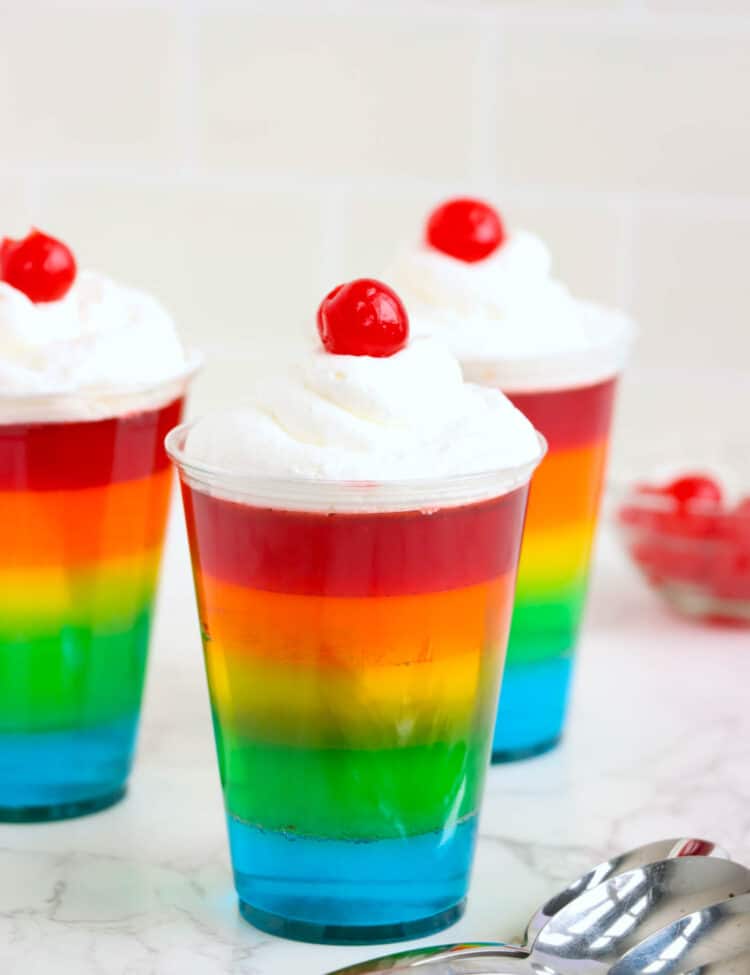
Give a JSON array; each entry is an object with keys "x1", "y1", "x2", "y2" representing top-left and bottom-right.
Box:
[{"x1": 165, "y1": 419, "x2": 547, "y2": 513}]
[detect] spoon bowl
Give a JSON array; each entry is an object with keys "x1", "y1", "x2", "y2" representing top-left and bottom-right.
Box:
[
  {"x1": 610, "y1": 893, "x2": 750, "y2": 975},
  {"x1": 678, "y1": 953, "x2": 750, "y2": 975},
  {"x1": 526, "y1": 837, "x2": 726, "y2": 946},
  {"x1": 531, "y1": 857, "x2": 750, "y2": 974}
]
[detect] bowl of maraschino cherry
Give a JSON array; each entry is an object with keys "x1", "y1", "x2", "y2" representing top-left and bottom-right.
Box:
[{"x1": 615, "y1": 472, "x2": 750, "y2": 626}]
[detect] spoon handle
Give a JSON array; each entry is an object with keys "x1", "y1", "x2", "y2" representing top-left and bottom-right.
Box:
[{"x1": 326, "y1": 943, "x2": 531, "y2": 974}]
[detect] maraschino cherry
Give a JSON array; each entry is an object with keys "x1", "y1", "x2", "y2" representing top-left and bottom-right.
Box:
[
  {"x1": 666, "y1": 474, "x2": 723, "y2": 508},
  {"x1": 426, "y1": 197, "x2": 505, "y2": 263},
  {"x1": 316, "y1": 278, "x2": 409, "y2": 357},
  {"x1": 0, "y1": 229, "x2": 77, "y2": 303}
]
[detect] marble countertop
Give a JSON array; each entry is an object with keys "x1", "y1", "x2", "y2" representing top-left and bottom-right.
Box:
[{"x1": 3, "y1": 514, "x2": 749, "y2": 975}]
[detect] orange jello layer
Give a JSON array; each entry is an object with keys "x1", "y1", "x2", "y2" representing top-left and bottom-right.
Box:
[
  {"x1": 523, "y1": 440, "x2": 609, "y2": 528},
  {"x1": 198, "y1": 574, "x2": 514, "y2": 747},
  {"x1": 197, "y1": 575, "x2": 509, "y2": 668},
  {"x1": 0, "y1": 470, "x2": 172, "y2": 568}
]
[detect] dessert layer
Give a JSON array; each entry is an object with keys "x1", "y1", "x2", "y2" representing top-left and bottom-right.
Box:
[
  {"x1": 0, "y1": 611, "x2": 151, "y2": 732},
  {"x1": 503, "y1": 386, "x2": 613, "y2": 669},
  {"x1": 0, "y1": 548, "x2": 161, "y2": 637},
  {"x1": 0, "y1": 397, "x2": 182, "y2": 490},
  {"x1": 507, "y1": 379, "x2": 616, "y2": 451},
  {"x1": 184, "y1": 485, "x2": 528, "y2": 597},
  {"x1": 198, "y1": 578, "x2": 506, "y2": 667},
  {"x1": 178, "y1": 339, "x2": 542, "y2": 486},
  {"x1": 507, "y1": 595, "x2": 587, "y2": 664},
  {"x1": 199, "y1": 576, "x2": 511, "y2": 747},
  {"x1": 185, "y1": 484, "x2": 523, "y2": 840},
  {"x1": 0, "y1": 398, "x2": 180, "y2": 735},
  {"x1": 0, "y1": 269, "x2": 189, "y2": 404},
  {"x1": 0, "y1": 470, "x2": 171, "y2": 566},
  {"x1": 516, "y1": 523, "x2": 599, "y2": 596},
  {"x1": 218, "y1": 734, "x2": 491, "y2": 841},
  {"x1": 517, "y1": 439, "x2": 610, "y2": 526},
  {"x1": 389, "y1": 233, "x2": 633, "y2": 391}
]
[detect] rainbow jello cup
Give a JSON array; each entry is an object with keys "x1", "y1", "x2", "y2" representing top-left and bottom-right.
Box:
[
  {"x1": 0, "y1": 379, "x2": 193, "y2": 820},
  {"x1": 166, "y1": 278, "x2": 544, "y2": 944},
  {"x1": 476, "y1": 367, "x2": 624, "y2": 761},
  {"x1": 389, "y1": 198, "x2": 634, "y2": 762},
  {"x1": 0, "y1": 229, "x2": 195, "y2": 820}
]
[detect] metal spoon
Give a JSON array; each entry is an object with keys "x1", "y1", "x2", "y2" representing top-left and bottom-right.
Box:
[
  {"x1": 327, "y1": 838, "x2": 728, "y2": 974},
  {"x1": 678, "y1": 953, "x2": 750, "y2": 975},
  {"x1": 405, "y1": 858, "x2": 750, "y2": 975},
  {"x1": 528, "y1": 857, "x2": 750, "y2": 974},
  {"x1": 610, "y1": 892, "x2": 750, "y2": 975},
  {"x1": 333, "y1": 890, "x2": 750, "y2": 975},
  {"x1": 525, "y1": 837, "x2": 725, "y2": 948},
  {"x1": 328, "y1": 944, "x2": 525, "y2": 975},
  {"x1": 329, "y1": 885, "x2": 750, "y2": 975}
]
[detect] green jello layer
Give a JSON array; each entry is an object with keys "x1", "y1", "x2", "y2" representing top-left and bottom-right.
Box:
[
  {"x1": 506, "y1": 582, "x2": 587, "y2": 666},
  {"x1": 214, "y1": 722, "x2": 491, "y2": 841},
  {"x1": 0, "y1": 611, "x2": 152, "y2": 732}
]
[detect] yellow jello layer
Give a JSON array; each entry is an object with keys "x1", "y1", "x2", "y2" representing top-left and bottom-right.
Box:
[
  {"x1": 0, "y1": 549, "x2": 162, "y2": 636},
  {"x1": 515, "y1": 521, "x2": 598, "y2": 598},
  {"x1": 197, "y1": 574, "x2": 515, "y2": 747}
]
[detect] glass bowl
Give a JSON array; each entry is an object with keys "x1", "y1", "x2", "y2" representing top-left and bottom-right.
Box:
[{"x1": 612, "y1": 476, "x2": 750, "y2": 626}]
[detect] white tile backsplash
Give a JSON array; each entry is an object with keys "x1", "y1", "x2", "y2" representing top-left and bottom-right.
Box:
[
  {"x1": 195, "y1": 11, "x2": 479, "y2": 181},
  {"x1": 0, "y1": 6, "x2": 183, "y2": 166},
  {"x1": 0, "y1": 0, "x2": 747, "y2": 458},
  {"x1": 36, "y1": 179, "x2": 325, "y2": 355},
  {"x1": 496, "y1": 22, "x2": 750, "y2": 196}
]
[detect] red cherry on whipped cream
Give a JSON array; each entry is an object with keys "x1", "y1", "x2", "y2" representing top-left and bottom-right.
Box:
[
  {"x1": 426, "y1": 197, "x2": 505, "y2": 263},
  {"x1": 316, "y1": 278, "x2": 409, "y2": 357},
  {"x1": 0, "y1": 229, "x2": 77, "y2": 303}
]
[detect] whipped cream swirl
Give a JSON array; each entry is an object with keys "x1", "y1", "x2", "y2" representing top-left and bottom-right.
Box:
[
  {"x1": 180, "y1": 339, "x2": 543, "y2": 501},
  {"x1": 389, "y1": 231, "x2": 633, "y2": 391},
  {"x1": 0, "y1": 270, "x2": 191, "y2": 421}
]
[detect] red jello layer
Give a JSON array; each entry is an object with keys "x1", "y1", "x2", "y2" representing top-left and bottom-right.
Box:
[
  {"x1": 0, "y1": 397, "x2": 183, "y2": 491},
  {"x1": 508, "y1": 379, "x2": 616, "y2": 451},
  {"x1": 182, "y1": 484, "x2": 529, "y2": 597}
]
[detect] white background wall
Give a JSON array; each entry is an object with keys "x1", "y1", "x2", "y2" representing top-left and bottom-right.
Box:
[{"x1": 1, "y1": 0, "x2": 748, "y2": 474}]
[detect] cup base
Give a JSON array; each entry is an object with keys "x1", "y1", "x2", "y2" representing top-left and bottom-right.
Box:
[
  {"x1": 491, "y1": 735, "x2": 561, "y2": 765},
  {"x1": 491, "y1": 655, "x2": 572, "y2": 763},
  {"x1": 0, "y1": 786, "x2": 126, "y2": 823},
  {"x1": 228, "y1": 812, "x2": 476, "y2": 945},
  {"x1": 239, "y1": 898, "x2": 466, "y2": 946},
  {"x1": 0, "y1": 717, "x2": 137, "y2": 821}
]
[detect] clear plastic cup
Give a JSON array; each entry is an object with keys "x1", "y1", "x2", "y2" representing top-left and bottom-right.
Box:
[
  {"x1": 167, "y1": 421, "x2": 544, "y2": 945},
  {"x1": 0, "y1": 363, "x2": 197, "y2": 821},
  {"x1": 463, "y1": 312, "x2": 634, "y2": 762}
]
